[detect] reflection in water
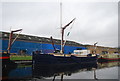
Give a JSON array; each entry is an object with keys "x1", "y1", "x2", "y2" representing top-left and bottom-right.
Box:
[
  {"x1": 8, "y1": 65, "x2": 32, "y2": 79},
  {"x1": 98, "y1": 61, "x2": 120, "y2": 69},
  {"x1": 33, "y1": 63, "x2": 97, "y2": 79},
  {"x1": 2, "y1": 61, "x2": 119, "y2": 80},
  {"x1": 93, "y1": 68, "x2": 98, "y2": 80},
  {"x1": 52, "y1": 74, "x2": 64, "y2": 81},
  {"x1": 2, "y1": 64, "x2": 32, "y2": 80},
  {"x1": 2, "y1": 62, "x2": 17, "y2": 80}
]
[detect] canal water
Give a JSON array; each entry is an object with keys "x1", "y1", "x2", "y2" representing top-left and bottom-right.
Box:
[{"x1": 2, "y1": 61, "x2": 119, "y2": 81}]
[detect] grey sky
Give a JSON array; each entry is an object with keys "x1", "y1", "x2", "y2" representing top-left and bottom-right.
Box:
[{"x1": 1, "y1": 0, "x2": 119, "y2": 47}]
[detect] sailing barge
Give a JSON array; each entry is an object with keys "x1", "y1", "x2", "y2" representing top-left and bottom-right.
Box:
[
  {"x1": 1, "y1": 29, "x2": 22, "y2": 67},
  {"x1": 32, "y1": 1, "x2": 98, "y2": 65},
  {"x1": 32, "y1": 18, "x2": 98, "y2": 66}
]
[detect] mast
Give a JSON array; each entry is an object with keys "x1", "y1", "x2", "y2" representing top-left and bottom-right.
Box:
[
  {"x1": 60, "y1": 1, "x2": 76, "y2": 54},
  {"x1": 50, "y1": 36, "x2": 56, "y2": 52},
  {"x1": 93, "y1": 42, "x2": 98, "y2": 54},
  {"x1": 61, "y1": 18, "x2": 76, "y2": 53},
  {"x1": 60, "y1": 1, "x2": 63, "y2": 53},
  {"x1": 7, "y1": 29, "x2": 22, "y2": 53}
]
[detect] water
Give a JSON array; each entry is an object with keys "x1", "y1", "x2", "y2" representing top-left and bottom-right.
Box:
[{"x1": 2, "y1": 61, "x2": 119, "y2": 81}]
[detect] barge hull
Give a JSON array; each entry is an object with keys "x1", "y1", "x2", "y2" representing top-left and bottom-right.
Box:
[{"x1": 33, "y1": 53, "x2": 97, "y2": 66}]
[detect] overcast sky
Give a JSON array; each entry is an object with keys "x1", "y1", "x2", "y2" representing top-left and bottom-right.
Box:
[{"x1": 0, "y1": 0, "x2": 119, "y2": 47}]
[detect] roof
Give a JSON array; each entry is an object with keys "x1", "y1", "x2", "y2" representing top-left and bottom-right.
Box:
[{"x1": 1, "y1": 31, "x2": 84, "y2": 47}]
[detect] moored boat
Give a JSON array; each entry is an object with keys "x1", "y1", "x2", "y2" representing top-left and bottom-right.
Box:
[
  {"x1": 10, "y1": 55, "x2": 32, "y2": 64},
  {"x1": 1, "y1": 51, "x2": 10, "y2": 67},
  {"x1": 1, "y1": 29, "x2": 22, "y2": 68},
  {"x1": 98, "y1": 53, "x2": 120, "y2": 62},
  {"x1": 32, "y1": 2, "x2": 98, "y2": 66},
  {"x1": 33, "y1": 51, "x2": 98, "y2": 66}
]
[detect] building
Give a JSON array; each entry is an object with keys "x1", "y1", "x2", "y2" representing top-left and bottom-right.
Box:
[
  {"x1": 84, "y1": 45, "x2": 118, "y2": 55},
  {"x1": 1, "y1": 31, "x2": 86, "y2": 55},
  {"x1": 1, "y1": 31, "x2": 118, "y2": 55}
]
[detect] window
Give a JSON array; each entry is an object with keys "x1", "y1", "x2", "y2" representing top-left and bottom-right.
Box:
[
  {"x1": 102, "y1": 51, "x2": 108, "y2": 54},
  {"x1": 39, "y1": 39, "x2": 42, "y2": 41},
  {"x1": 28, "y1": 37, "x2": 32, "y2": 40},
  {"x1": 4, "y1": 34, "x2": 8, "y2": 37}
]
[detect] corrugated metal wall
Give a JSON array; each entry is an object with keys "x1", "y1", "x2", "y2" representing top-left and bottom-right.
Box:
[{"x1": 2, "y1": 39, "x2": 86, "y2": 55}]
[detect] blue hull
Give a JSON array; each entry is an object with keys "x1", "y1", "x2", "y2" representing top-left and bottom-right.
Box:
[{"x1": 33, "y1": 53, "x2": 98, "y2": 66}]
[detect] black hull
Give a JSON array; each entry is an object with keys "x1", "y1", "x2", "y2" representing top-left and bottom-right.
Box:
[
  {"x1": 1, "y1": 52, "x2": 16, "y2": 69},
  {"x1": 2, "y1": 59, "x2": 17, "y2": 68},
  {"x1": 1, "y1": 52, "x2": 17, "y2": 80},
  {"x1": 32, "y1": 53, "x2": 98, "y2": 66}
]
